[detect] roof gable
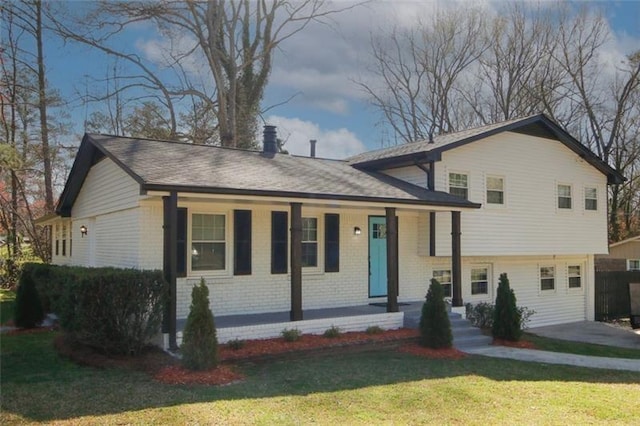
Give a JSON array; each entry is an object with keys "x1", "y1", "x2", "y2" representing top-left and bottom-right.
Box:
[{"x1": 348, "y1": 114, "x2": 624, "y2": 185}]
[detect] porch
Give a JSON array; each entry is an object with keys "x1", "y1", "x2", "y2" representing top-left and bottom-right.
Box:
[{"x1": 169, "y1": 302, "x2": 424, "y2": 345}]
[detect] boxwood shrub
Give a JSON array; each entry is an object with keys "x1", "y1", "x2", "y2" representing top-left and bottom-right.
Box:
[{"x1": 22, "y1": 264, "x2": 168, "y2": 355}]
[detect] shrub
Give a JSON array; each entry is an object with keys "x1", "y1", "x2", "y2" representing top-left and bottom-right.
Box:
[
  {"x1": 492, "y1": 273, "x2": 522, "y2": 341},
  {"x1": 227, "y1": 338, "x2": 246, "y2": 350},
  {"x1": 419, "y1": 278, "x2": 452, "y2": 348},
  {"x1": 181, "y1": 279, "x2": 218, "y2": 371},
  {"x1": 56, "y1": 267, "x2": 167, "y2": 355},
  {"x1": 323, "y1": 325, "x2": 341, "y2": 338},
  {"x1": 518, "y1": 306, "x2": 536, "y2": 330},
  {"x1": 13, "y1": 271, "x2": 45, "y2": 328},
  {"x1": 281, "y1": 328, "x2": 301, "y2": 342},
  {"x1": 366, "y1": 325, "x2": 384, "y2": 335},
  {"x1": 465, "y1": 302, "x2": 495, "y2": 329}
]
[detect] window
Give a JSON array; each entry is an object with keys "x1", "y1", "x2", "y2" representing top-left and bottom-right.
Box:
[
  {"x1": 628, "y1": 260, "x2": 640, "y2": 271},
  {"x1": 449, "y1": 173, "x2": 468, "y2": 199},
  {"x1": 540, "y1": 266, "x2": 555, "y2": 291},
  {"x1": 234, "y1": 210, "x2": 252, "y2": 275},
  {"x1": 191, "y1": 214, "x2": 226, "y2": 271},
  {"x1": 271, "y1": 212, "x2": 288, "y2": 274},
  {"x1": 486, "y1": 176, "x2": 504, "y2": 205},
  {"x1": 61, "y1": 223, "x2": 67, "y2": 256},
  {"x1": 471, "y1": 267, "x2": 488, "y2": 295},
  {"x1": 557, "y1": 184, "x2": 572, "y2": 209},
  {"x1": 302, "y1": 217, "x2": 318, "y2": 267},
  {"x1": 324, "y1": 214, "x2": 339, "y2": 272},
  {"x1": 585, "y1": 187, "x2": 597, "y2": 211},
  {"x1": 55, "y1": 224, "x2": 59, "y2": 256},
  {"x1": 568, "y1": 265, "x2": 582, "y2": 288},
  {"x1": 433, "y1": 270, "x2": 452, "y2": 298}
]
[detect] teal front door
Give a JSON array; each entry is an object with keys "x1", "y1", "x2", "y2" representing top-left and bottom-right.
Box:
[{"x1": 369, "y1": 216, "x2": 387, "y2": 297}]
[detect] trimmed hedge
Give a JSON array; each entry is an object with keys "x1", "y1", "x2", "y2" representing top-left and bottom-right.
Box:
[
  {"x1": 21, "y1": 263, "x2": 168, "y2": 355},
  {"x1": 14, "y1": 271, "x2": 45, "y2": 328}
]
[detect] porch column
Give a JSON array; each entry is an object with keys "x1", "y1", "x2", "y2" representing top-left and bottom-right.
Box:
[
  {"x1": 386, "y1": 207, "x2": 399, "y2": 313},
  {"x1": 290, "y1": 202, "x2": 303, "y2": 321},
  {"x1": 451, "y1": 210, "x2": 463, "y2": 307},
  {"x1": 162, "y1": 191, "x2": 178, "y2": 350}
]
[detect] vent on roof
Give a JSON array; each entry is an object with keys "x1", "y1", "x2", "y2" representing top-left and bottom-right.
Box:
[
  {"x1": 310, "y1": 139, "x2": 317, "y2": 158},
  {"x1": 263, "y1": 125, "x2": 277, "y2": 154}
]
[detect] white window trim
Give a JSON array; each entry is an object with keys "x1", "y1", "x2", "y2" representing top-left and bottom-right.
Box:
[
  {"x1": 448, "y1": 171, "x2": 470, "y2": 200},
  {"x1": 567, "y1": 264, "x2": 583, "y2": 292},
  {"x1": 302, "y1": 216, "x2": 321, "y2": 272},
  {"x1": 628, "y1": 259, "x2": 640, "y2": 271},
  {"x1": 539, "y1": 265, "x2": 556, "y2": 293},
  {"x1": 188, "y1": 211, "x2": 231, "y2": 277},
  {"x1": 485, "y1": 174, "x2": 506, "y2": 208},
  {"x1": 557, "y1": 183, "x2": 573, "y2": 211},
  {"x1": 468, "y1": 264, "x2": 492, "y2": 300},
  {"x1": 432, "y1": 268, "x2": 453, "y2": 300},
  {"x1": 584, "y1": 186, "x2": 598, "y2": 212}
]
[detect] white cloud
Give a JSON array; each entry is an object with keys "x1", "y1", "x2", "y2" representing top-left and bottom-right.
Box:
[{"x1": 265, "y1": 115, "x2": 366, "y2": 159}]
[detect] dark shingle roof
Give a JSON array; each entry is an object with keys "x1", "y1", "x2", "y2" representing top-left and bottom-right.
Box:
[{"x1": 55, "y1": 134, "x2": 479, "y2": 215}]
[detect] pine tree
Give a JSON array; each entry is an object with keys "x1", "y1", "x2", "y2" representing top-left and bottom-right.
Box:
[
  {"x1": 419, "y1": 278, "x2": 453, "y2": 348},
  {"x1": 492, "y1": 273, "x2": 522, "y2": 341},
  {"x1": 181, "y1": 278, "x2": 218, "y2": 370},
  {"x1": 14, "y1": 271, "x2": 45, "y2": 328}
]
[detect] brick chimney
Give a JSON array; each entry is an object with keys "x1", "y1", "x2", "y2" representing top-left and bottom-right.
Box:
[{"x1": 263, "y1": 125, "x2": 277, "y2": 154}]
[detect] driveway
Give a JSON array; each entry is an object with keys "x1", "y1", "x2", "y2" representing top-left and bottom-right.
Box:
[{"x1": 529, "y1": 321, "x2": 640, "y2": 350}]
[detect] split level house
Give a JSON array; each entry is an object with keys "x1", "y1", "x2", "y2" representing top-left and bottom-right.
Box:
[{"x1": 41, "y1": 114, "x2": 624, "y2": 346}]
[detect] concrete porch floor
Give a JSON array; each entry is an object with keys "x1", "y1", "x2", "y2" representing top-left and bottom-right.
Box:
[{"x1": 176, "y1": 301, "x2": 424, "y2": 332}]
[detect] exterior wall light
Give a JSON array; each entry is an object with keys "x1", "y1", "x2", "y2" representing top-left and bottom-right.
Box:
[
  {"x1": 80, "y1": 225, "x2": 88, "y2": 237},
  {"x1": 354, "y1": 226, "x2": 361, "y2": 236}
]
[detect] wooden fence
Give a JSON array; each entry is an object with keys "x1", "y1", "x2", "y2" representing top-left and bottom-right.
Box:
[{"x1": 594, "y1": 271, "x2": 640, "y2": 321}]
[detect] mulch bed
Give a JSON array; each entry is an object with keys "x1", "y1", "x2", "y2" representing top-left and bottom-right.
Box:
[
  {"x1": 49, "y1": 327, "x2": 473, "y2": 386},
  {"x1": 5, "y1": 326, "x2": 57, "y2": 336},
  {"x1": 492, "y1": 337, "x2": 537, "y2": 349}
]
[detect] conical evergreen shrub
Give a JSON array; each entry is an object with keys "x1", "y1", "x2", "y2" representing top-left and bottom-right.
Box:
[
  {"x1": 181, "y1": 278, "x2": 218, "y2": 370},
  {"x1": 14, "y1": 270, "x2": 45, "y2": 328},
  {"x1": 492, "y1": 273, "x2": 522, "y2": 341},
  {"x1": 419, "y1": 278, "x2": 452, "y2": 348}
]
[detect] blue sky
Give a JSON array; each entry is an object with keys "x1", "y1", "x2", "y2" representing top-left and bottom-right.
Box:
[{"x1": 40, "y1": 0, "x2": 640, "y2": 158}]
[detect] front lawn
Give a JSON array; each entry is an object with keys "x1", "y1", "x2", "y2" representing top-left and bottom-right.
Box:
[
  {"x1": 1, "y1": 331, "x2": 639, "y2": 425},
  {"x1": 525, "y1": 332, "x2": 640, "y2": 359},
  {"x1": 0, "y1": 289, "x2": 15, "y2": 325}
]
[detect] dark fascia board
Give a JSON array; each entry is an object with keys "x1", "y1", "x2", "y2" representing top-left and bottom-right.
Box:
[
  {"x1": 142, "y1": 183, "x2": 482, "y2": 209},
  {"x1": 56, "y1": 134, "x2": 146, "y2": 217},
  {"x1": 355, "y1": 114, "x2": 625, "y2": 185},
  {"x1": 352, "y1": 151, "x2": 442, "y2": 171}
]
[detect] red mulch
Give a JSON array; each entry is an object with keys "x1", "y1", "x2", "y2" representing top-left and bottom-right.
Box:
[
  {"x1": 220, "y1": 328, "x2": 420, "y2": 361},
  {"x1": 154, "y1": 365, "x2": 244, "y2": 386},
  {"x1": 51, "y1": 327, "x2": 479, "y2": 386},
  {"x1": 397, "y1": 342, "x2": 467, "y2": 359},
  {"x1": 5, "y1": 326, "x2": 56, "y2": 336},
  {"x1": 492, "y1": 338, "x2": 537, "y2": 349}
]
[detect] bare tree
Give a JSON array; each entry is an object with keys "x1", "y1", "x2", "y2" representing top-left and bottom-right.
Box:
[
  {"x1": 360, "y1": 8, "x2": 488, "y2": 144},
  {"x1": 51, "y1": 0, "x2": 359, "y2": 148}
]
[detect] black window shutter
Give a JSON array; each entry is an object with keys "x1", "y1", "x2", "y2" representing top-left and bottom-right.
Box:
[
  {"x1": 325, "y1": 213, "x2": 339, "y2": 272},
  {"x1": 271, "y1": 211, "x2": 288, "y2": 274},
  {"x1": 234, "y1": 210, "x2": 252, "y2": 275},
  {"x1": 176, "y1": 208, "x2": 187, "y2": 277}
]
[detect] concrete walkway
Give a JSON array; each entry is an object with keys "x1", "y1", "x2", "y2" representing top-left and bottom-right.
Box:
[{"x1": 463, "y1": 321, "x2": 640, "y2": 372}]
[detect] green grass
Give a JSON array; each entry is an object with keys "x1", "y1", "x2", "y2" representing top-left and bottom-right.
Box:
[
  {"x1": 0, "y1": 289, "x2": 16, "y2": 325},
  {"x1": 524, "y1": 332, "x2": 640, "y2": 359},
  {"x1": 1, "y1": 332, "x2": 639, "y2": 425}
]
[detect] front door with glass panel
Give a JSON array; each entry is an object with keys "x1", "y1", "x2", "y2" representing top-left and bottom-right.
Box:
[{"x1": 369, "y1": 216, "x2": 387, "y2": 297}]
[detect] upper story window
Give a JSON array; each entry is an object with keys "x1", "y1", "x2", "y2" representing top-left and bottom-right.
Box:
[
  {"x1": 540, "y1": 266, "x2": 555, "y2": 291},
  {"x1": 449, "y1": 173, "x2": 468, "y2": 199},
  {"x1": 568, "y1": 265, "x2": 582, "y2": 288},
  {"x1": 433, "y1": 269, "x2": 452, "y2": 298},
  {"x1": 584, "y1": 187, "x2": 597, "y2": 211},
  {"x1": 486, "y1": 176, "x2": 504, "y2": 205},
  {"x1": 471, "y1": 267, "x2": 489, "y2": 295},
  {"x1": 302, "y1": 217, "x2": 318, "y2": 267},
  {"x1": 557, "y1": 184, "x2": 572, "y2": 209},
  {"x1": 628, "y1": 259, "x2": 640, "y2": 271},
  {"x1": 191, "y1": 213, "x2": 226, "y2": 271}
]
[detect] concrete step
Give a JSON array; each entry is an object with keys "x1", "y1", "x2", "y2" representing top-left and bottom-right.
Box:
[
  {"x1": 404, "y1": 310, "x2": 492, "y2": 350},
  {"x1": 453, "y1": 334, "x2": 493, "y2": 349}
]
